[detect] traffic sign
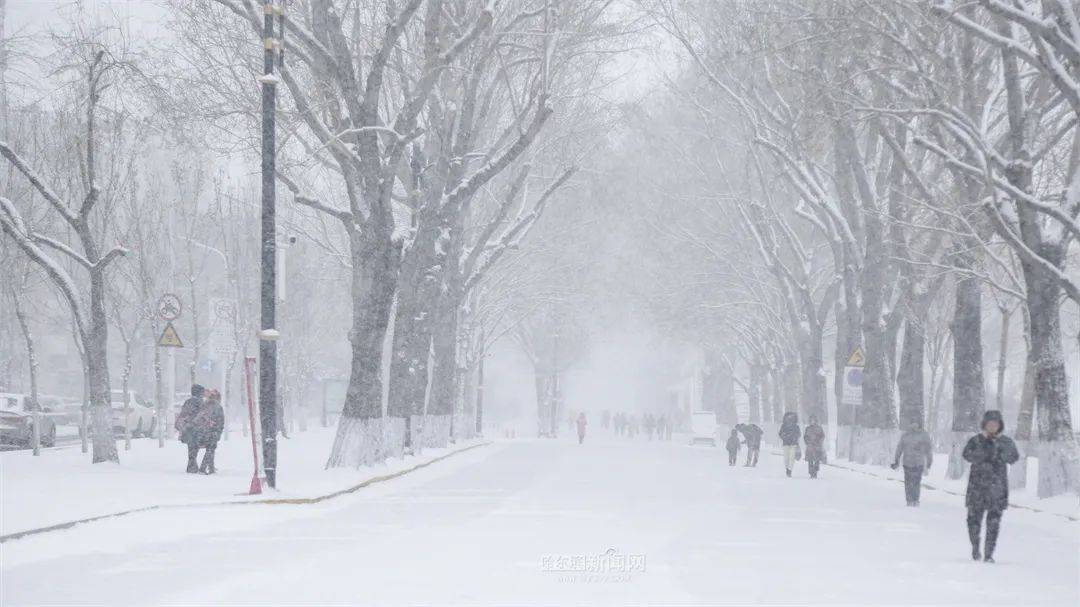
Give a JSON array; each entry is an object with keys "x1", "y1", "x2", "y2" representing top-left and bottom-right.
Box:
[
  {"x1": 211, "y1": 297, "x2": 238, "y2": 322},
  {"x1": 842, "y1": 365, "x2": 863, "y2": 407},
  {"x1": 158, "y1": 321, "x2": 184, "y2": 348},
  {"x1": 846, "y1": 346, "x2": 865, "y2": 367},
  {"x1": 157, "y1": 294, "x2": 182, "y2": 321},
  {"x1": 208, "y1": 297, "x2": 238, "y2": 357}
]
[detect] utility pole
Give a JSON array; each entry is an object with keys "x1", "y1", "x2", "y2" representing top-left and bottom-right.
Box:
[{"x1": 257, "y1": 0, "x2": 282, "y2": 488}]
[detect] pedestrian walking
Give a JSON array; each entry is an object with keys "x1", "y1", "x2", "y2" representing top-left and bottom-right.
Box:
[
  {"x1": 890, "y1": 420, "x2": 933, "y2": 506},
  {"x1": 803, "y1": 416, "x2": 826, "y2": 478},
  {"x1": 737, "y1": 423, "x2": 763, "y2": 466},
  {"x1": 644, "y1": 413, "x2": 656, "y2": 440},
  {"x1": 963, "y1": 410, "x2": 1019, "y2": 563},
  {"x1": 778, "y1": 412, "x2": 801, "y2": 477},
  {"x1": 725, "y1": 428, "x2": 741, "y2": 465},
  {"x1": 194, "y1": 389, "x2": 225, "y2": 474},
  {"x1": 657, "y1": 415, "x2": 667, "y2": 441},
  {"x1": 175, "y1": 384, "x2": 206, "y2": 473},
  {"x1": 576, "y1": 412, "x2": 588, "y2": 444}
]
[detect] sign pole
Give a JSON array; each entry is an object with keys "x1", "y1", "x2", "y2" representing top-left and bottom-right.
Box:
[{"x1": 156, "y1": 294, "x2": 183, "y2": 448}]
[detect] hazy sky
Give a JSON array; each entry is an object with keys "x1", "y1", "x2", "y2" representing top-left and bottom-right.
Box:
[{"x1": 7, "y1": 0, "x2": 169, "y2": 39}]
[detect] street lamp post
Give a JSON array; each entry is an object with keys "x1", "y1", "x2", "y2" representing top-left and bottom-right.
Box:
[
  {"x1": 187, "y1": 238, "x2": 233, "y2": 440},
  {"x1": 258, "y1": 0, "x2": 281, "y2": 488}
]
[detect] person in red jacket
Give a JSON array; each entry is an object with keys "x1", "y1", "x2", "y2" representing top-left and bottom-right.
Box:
[{"x1": 576, "y1": 412, "x2": 588, "y2": 444}]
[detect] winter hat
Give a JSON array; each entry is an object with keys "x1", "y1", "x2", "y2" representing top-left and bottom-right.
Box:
[
  {"x1": 981, "y1": 410, "x2": 1005, "y2": 434},
  {"x1": 191, "y1": 384, "x2": 205, "y2": 397}
]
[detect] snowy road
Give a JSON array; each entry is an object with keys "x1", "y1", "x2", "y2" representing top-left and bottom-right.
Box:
[{"x1": 2, "y1": 438, "x2": 1077, "y2": 606}]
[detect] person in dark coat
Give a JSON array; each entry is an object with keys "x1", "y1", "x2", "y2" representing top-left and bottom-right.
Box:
[
  {"x1": 963, "y1": 410, "x2": 1019, "y2": 562},
  {"x1": 803, "y1": 416, "x2": 826, "y2": 479},
  {"x1": 725, "y1": 428, "x2": 741, "y2": 466},
  {"x1": 778, "y1": 412, "x2": 801, "y2": 477},
  {"x1": 891, "y1": 420, "x2": 934, "y2": 506},
  {"x1": 737, "y1": 423, "x2": 763, "y2": 466},
  {"x1": 175, "y1": 384, "x2": 205, "y2": 473},
  {"x1": 194, "y1": 389, "x2": 225, "y2": 474}
]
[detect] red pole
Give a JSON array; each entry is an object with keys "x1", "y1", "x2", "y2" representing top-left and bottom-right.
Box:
[{"x1": 244, "y1": 356, "x2": 262, "y2": 495}]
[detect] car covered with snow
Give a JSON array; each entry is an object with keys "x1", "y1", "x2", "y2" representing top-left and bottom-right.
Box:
[
  {"x1": 0, "y1": 393, "x2": 59, "y2": 448},
  {"x1": 109, "y1": 390, "x2": 158, "y2": 438}
]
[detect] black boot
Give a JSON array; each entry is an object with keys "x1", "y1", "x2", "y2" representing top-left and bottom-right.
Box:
[{"x1": 786, "y1": 468, "x2": 792, "y2": 477}]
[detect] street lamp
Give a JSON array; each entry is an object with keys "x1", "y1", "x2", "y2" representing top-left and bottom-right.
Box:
[{"x1": 186, "y1": 237, "x2": 234, "y2": 440}]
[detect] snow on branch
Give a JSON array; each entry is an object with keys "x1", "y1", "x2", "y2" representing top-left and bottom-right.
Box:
[
  {"x1": 0, "y1": 142, "x2": 78, "y2": 228},
  {"x1": 0, "y1": 197, "x2": 88, "y2": 340}
]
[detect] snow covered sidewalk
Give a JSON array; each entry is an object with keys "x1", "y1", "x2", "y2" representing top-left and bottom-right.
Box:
[
  {"x1": 2, "y1": 436, "x2": 1076, "y2": 606},
  {"x1": 0, "y1": 426, "x2": 485, "y2": 539}
]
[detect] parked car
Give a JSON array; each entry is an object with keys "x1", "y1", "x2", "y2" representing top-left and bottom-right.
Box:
[
  {"x1": 0, "y1": 393, "x2": 58, "y2": 448},
  {"x1": 109, "y1": 390, "x2": 158, "y2": 438}
]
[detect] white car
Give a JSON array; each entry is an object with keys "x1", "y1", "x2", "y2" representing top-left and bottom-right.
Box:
[
  {"x1": 109, "y1": 390, "x2": 158, "y2": 438},
  {"x1": 0, "y1": 393, "x2": 59, "y2": 448}
]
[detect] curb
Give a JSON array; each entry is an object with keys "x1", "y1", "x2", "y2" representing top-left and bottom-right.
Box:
[
  {"x1": 765, "y1": 447, "x2": 1078, "y2": 522},
  {"x1": 0, "y1": 441, "x2": 492, "y2": 544}
]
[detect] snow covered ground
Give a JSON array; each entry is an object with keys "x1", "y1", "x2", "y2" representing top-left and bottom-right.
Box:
[
  {"x1": 2, "y1": 434, "x2": 1076, "y2": 606},
  {"x1": 0, "y1": 426, "x2": 483, "y2": 537}
]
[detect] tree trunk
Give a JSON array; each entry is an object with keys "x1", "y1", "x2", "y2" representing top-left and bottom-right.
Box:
[
  {"x1": 801, "y1": 325, "x2": 828, "y2": 423},
  {"x1": 475, "y1": 342, "x2": 484, "y2": 436},
  {"x1": 12, "y1": 290, "x2": 40, "y2": 456},
  {"x1": 425, "y1": 297, "x2": 458, "y2": 448},
  {"x1": 326, "y1": 235, "x2": 397, "y2": 468},
  {"x1": 995, "y1": 305, "x2": 1012, "y2": 412},
  {"x1": 1023, "y1": 258, "x2": 1076, "y2": 497},
  {"x1": 747, "y1": 363, "x2": 762, "y2": 424},
  {"x1": 88, "y1": 269, "x2": 118, "y2": 463},
  {"x1": 896, "y1": 318, "x2": 926, "y2": 428},
  {"x1": 948, "y1": 263, "x2": 984, "y2": 479}
]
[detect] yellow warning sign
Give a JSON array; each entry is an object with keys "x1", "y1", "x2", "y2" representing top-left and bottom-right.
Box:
[
  {"x1": 158, "y1": 321, "x2": 184, "y2": 348},
  {"x1": 846, "y1": 346, "x2": 865, "y2": 367}
]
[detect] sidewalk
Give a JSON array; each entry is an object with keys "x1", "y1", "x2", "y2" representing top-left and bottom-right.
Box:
[{"x1": 0, "y1": 426, "x2": 486, "y2": 539}]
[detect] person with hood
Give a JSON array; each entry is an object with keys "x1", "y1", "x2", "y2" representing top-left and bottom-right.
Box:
[
  {"x1": 193, "y1": 389, "x2": 226, "y2": 474},
  {"x1": 803, "y1": 416, "x2": 826, "y2": 479},
  {"x1": 175, "y1": 384, "x2": 206, "y2": 473},
  {"x1": 725, "y1": 428, "x2": 742, "y2": 465},
  {"x1": 778, "y1": 412, "x2": 801, "y2": 477},
  {"x1": 575, "y1": 412, "x2": 588, "y2": 444},
  {"x1": 962, "y1": 410, "x2": 1019, "y2": 562},
  {"x1": 891, "y1": 420, "x2": 934, "y2": 506},
  {"x1": 737, "y1": 423, "x2": 763, "y2": 466}
]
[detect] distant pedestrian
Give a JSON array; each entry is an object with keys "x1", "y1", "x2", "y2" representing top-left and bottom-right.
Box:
[
  {"x1": 194, "y1": 389, "x2": 225, "y2": 474},
  {"x1": 644, "y1": 413, "x2": 656, "y2": 440},
  {"x1": 778, "y1": 412, "x2": 801, "y2": 477},
  {"x1": 601, "y1": 410, "x2": 611, "y2": 430},
  {"x1": 803, "y1": 416, "x2": 826, "y2": 479},
  {"x1": 175, "y1": 384, "x2": 206, "y2": 473},
  {"x1": 891, "y1": 420, "x2": 933, "y2": 506},
  {"x1": 725, "y1": 428, "x2": 741, "y2": 466},
  {"x1": 963, "y1": 410, "x2": 1019, "y2": 563},
  {"x1": 737, "y1": 423, "x2": 763, "y2": 466},
  {"x1": 657, "y1": 416, "x2": 667, "y2": 441},
  {"x1": 576, "y1": 412, "x2": 588, "y2": 444}
]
